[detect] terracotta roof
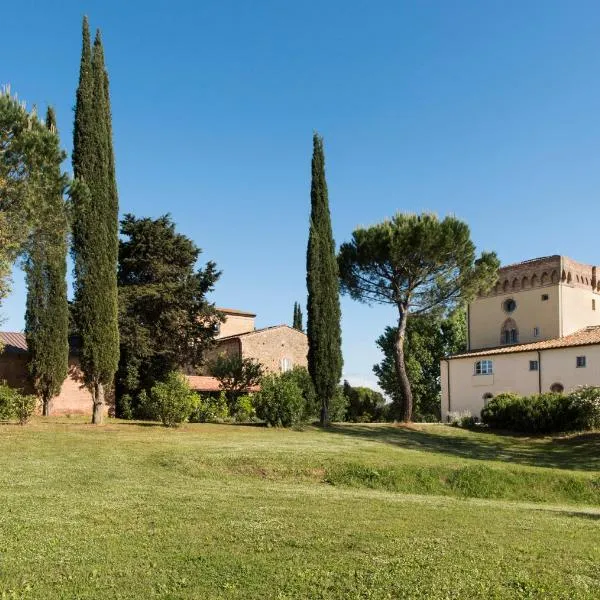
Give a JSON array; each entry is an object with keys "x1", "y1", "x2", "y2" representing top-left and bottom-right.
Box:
[
  {"x1": 217, "y1": 307, "x2": 257, "y2": 318},
  {"x1": 185, "y1": 375, "x2": 259, "y2": 393},
  {"x1": 216, "y1": 324, "x2": 305, "y2": 341},
  {"x1": 449, "y1": 326, "x2": 600, "y2": 359},
  {"x1": 0, "y1": 332, "x2": 28, "y2": 353}
]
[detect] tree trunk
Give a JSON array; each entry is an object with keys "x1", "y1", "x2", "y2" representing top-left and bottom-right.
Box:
[
  {"x1": 42, "y1": 396, "x2": 52, "y2": 417},
  {"x1": 92, "y1": 381, "x2": 105, "y2": 425},
  {"x1": 320, "y1": 402, "x2": 329, "y2": 427},
  {"x1": 394, "y1": 310, "x2": 413, "y2": 422}
]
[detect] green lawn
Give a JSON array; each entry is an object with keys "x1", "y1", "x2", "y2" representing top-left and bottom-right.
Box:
[{"x1": 0, "y1": 419, "x2": 599, "y2": 599}]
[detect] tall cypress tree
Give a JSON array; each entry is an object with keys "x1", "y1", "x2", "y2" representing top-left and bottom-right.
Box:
[
  {"x1": 306, "y1": 133, "x2": 342, "y2": 426},
  {"x1": 71, "y1": 19, "x2": 119, "y2": 424},
  {"x1": 292, "y1": 301, "x2": 304, "y2": 331},
  {"x1": 24, "y1": 108, "x2": 69, "y2": 416}
]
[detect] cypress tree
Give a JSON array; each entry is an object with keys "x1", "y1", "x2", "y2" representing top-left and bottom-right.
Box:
[
  {"x1": 71, "y1": 19, "x2": 120, "y2": 424},
  {"x1": 292, "y1": 301, "x2": 304, "y2": 331},
  {"x1": 306, "y1": 133, "x2": 342, "y2": 426},
  {"x1": 24, "y1": 107, "x2": 69, "y2": 416}
]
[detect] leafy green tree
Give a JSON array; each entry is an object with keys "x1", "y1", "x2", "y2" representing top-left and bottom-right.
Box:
[
  {"x1": 1, "y1": 90, "x2": 64, "y2": 320},
  {"x1": 23, "y1": 107, "x2": 69, "y2": 416},
  {"x1": 306, "y1": 133, "x2": 342, "y2": 426},
  {"x1": 253, "y1": 373, "x2": 305, "y2": 427},
  {"x1": 116, "y1": 214, "x2": 221, "y2": 417},
  {"x1": 338, "y1": 213, "x2": 498, "y2": 422},
  {"x1": 374, "y1": 309, "x2": 467, "y2": 421},
  {"x1": 71, "y1": 18, "x2": 120, "y2": 424},
  {"x1": 209, "y1": 354, "x2": 264, "y2": 410},
  {"x1": 342, "y1": 380, "x2": 388, "y2": 422},
  {"x1": 141, "y1": 372, "x2": 198, "y2": 427},
  {"x1": 292, "y1": 302, "x2": 304, "y2": 331}
]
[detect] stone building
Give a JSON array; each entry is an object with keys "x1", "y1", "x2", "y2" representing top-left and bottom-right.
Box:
[
  {"x1": 441, "y1": 255, "x2": 600, "y2": 419},
  {"x1": 0, "y1": 332, "x2": 96, "y2": 415},
  {"x1": 187, "y1": 307, "x2": 308, "y2": 393},
  {"x1": 0, "y1": 307, "x2": 308, "y2": 413}
]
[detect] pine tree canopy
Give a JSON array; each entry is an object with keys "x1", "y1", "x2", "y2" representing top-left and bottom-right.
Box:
[{"x1": 338, "y1": 212, "x2": 499, "y2": 421}]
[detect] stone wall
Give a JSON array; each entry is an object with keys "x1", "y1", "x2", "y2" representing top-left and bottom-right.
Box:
[{"x1": 240, "y1": 327, "x2": 308, "y2": 374}]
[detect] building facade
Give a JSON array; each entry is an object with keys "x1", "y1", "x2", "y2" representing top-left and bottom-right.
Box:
[{"x1": 442, "y1": 256, "x2": 600, "y2": 419}]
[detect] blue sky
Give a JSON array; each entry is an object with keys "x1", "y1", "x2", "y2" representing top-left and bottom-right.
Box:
[{"x1": 3, "y1": 0, "x2": 600, "y2": 390}]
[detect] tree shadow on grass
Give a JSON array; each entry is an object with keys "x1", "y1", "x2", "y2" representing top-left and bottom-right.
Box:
[{"x1": 326, "y1": 424, "x2": 600, "y2": 472}]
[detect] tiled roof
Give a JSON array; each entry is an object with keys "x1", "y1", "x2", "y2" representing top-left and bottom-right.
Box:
[
  {"x1": 449, "y1": 326, "x2": 600, "y2": 359},
  {"x1": 216, "y1": 324, "x2": 305, "y2": 341},
  {"x1": 498, "y1": 255, "x2": 560, "y2": 271},
  {"x1": 186, "y1": 375, "x2": 259, "y2": 393},
  {"x1": 0, "y1": 332, "x2": 28, "y2": 353},
  {"x1": 217, "y1": 307, "x2": 257, "y2": 317}
]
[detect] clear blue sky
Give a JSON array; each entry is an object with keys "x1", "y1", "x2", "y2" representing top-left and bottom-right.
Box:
[{"x1": 3, "y1": 0, "x2": 600, "y2": 390}]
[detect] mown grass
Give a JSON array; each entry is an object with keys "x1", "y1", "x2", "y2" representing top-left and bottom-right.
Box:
[{"x1": 0, "y1": 418, "x2": 599, "y2": 598}]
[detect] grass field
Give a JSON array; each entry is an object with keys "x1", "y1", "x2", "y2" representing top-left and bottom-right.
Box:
[{"x1": 0, "y1": 419, "x2": 599, "y2": 599}]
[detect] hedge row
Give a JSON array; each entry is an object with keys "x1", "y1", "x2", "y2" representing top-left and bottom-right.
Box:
[{"x1": 480, "y1": 386, "x2": 600, "y2": 434}]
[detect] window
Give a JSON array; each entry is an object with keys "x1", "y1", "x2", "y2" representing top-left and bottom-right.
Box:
[
  {"x1": 550, "y1": 382, "x2": 564, "y2": 393},
  {"x1": 593, "y1": 299, "x2": 596, "y2": 311},
  {"x1": 529, "y1": 360, "x2": 539, "y2": 371},
  {"x1": 541, "y1": 294, "x2": 549, "y2": 301},
  {"x1": 576, "y1": 356, "x2": 586, "y2": 368},
  {"x1": 533, "y1": 327, "x2": 540, "y2": 337},
  {"x1": 280, "y1": 357, "x2": 293, "y2": 373},
  {"x1": 482, "y1": 393, "x2": 494, "y2": 406},
  {"x1": 475, "y1": 360, "x2": 493, "y2": 375},
  {"x1": 501, "y1": 318, "x2": 518, "y2": 344},
  {"x1": 502, "y1": 298, "x2": 517, "y2": 313}
]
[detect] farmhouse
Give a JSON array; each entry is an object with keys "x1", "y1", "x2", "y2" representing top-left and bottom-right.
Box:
[
  {"x1": 0, "y1": 307, "x2": 308, "y2": 414},
  {"x1": 442, "y1": 255, "x2": 600, "y2": 419},
  {"x1": 187, "y1": 307, "x2": 308, "y2": 393}
]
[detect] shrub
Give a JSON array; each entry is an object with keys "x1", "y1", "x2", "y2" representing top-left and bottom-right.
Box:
[
  {"x1": 253, "y1": 374, "x2": 304, "y2": 427},
  {"x1": 281, "y1": 367, "x2": 318, "y2": 421},
  {"x1": 0, "y1": 383, "x2": 38, "y2": 424},
  {"x1": 190, "y1": 392, "x2": 230, "y2": 423},
  {"x1": 12, "y1": 393, "x2": 38, "y2": 425},
  {"x1": 144, "y1": 372, "x2": 198, "y2": 427},
  {"x1": 480, "y1": 388, "x2": 600, "y2": 434},
  {"x1": 0, "y1": 383, "x2": 15, "y2": 421},
  {"x1": 329, "y1": 386, "x2": 349, "y2": 422},
  {"x1": 232, "y1": 395, "x2": 255, "y2": 422},
  {"x1": 447, "y1": 410, "x2": 478, "y2": 428}
]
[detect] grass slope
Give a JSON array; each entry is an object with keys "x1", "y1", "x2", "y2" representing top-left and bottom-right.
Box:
[{"x1": 0, "y1": 419, "x2": 599, "y2": 599}]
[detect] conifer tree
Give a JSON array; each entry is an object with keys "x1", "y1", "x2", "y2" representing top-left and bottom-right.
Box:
[
  {"x1": 306, "y1": 133, "x2": 342, "y2": 426},
  {"x1": 24, "y1": 107, "x2": 69, "y2": 416},
  {"x1": 292, "y1": 302, "x2": 304, "y2": 331},
  {"x1": 71, "y1": 18, "x2": 120, "y2": 424}
]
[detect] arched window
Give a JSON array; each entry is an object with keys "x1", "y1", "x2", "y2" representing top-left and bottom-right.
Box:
[
  {"x1": 550, "y1": 382, "x2": 564, "y2": 393},
  {"x1": 512, "y1": 278, "x2": 520, "y2": 291},
  {"x1": 521, "y1": 276, "x2": 529, "y2": 289},
  {"x1": 531, "y1": 274, "x2": 539, "y2": 287},
  {"x1": 482, "y1": 392, "x2": 494, "y2": 406},
  {"x1": 503, "y1": 280, "x2": 510, "y2": 293},
  {"x1": 541, "y1": 272, "x2": 549, "y2": 285},
  {"x1": 501, "y1": 318, "x2": 518, "y2": 344},
  {"x1": 551, "y1": 270, "x2": 559, "y2": 284}
]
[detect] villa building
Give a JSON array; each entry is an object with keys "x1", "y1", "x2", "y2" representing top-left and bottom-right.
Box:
[
  {"x1": 441, "y1": 255, "x2": 600, "y2": 419},
  {"x1": 0, "y1": 307, "x2": 308, "y2": 414}
]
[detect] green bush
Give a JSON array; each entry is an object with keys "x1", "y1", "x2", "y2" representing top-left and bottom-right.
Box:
[
  {"x1": 253, "y1": 374, "x2": 305, "y2": 427},
  {"x1": 143, "y1": 372, "x2": 198, "y2": 427},
  {"x1": 281, "y1": 367, "x2": 318, "y2": 421},
  {"x1": 480, "y1": 387, "x2": 600, "y2": 433},
  {"x1": 0, "y1": 383, "x2": 15, "y2": 421},
  {"x1": 448, "y1": 410, "x2": 479, "y2": 429},
  {"x1": 190, "y1": 392, "x2": 230, "y2": 423},
  {"x1": 0, "y1": 383, "x2": 38, "y2": 424},
  {"x1": 232, "y1": 395, "x2": 256, "y2": 422}
]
